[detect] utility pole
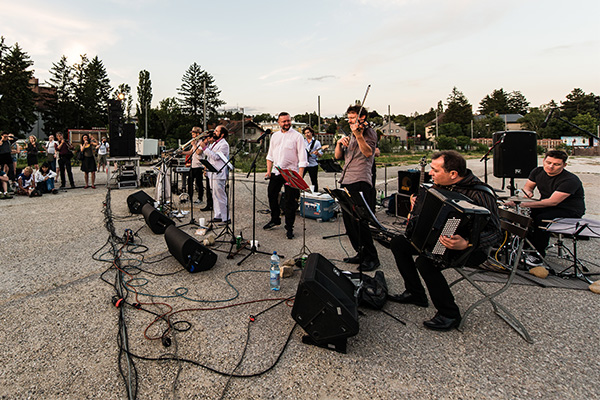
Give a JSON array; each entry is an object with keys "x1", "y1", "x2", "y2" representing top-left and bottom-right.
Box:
[
  {"x1": 318, "y1": 95, "x2": 321, "y2": 134},
  {"x1": 203, "y1": 80, "x2": 207, "y2": 131}
]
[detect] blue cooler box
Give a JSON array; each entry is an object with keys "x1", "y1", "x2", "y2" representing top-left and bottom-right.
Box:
[{"x1": 300, "y1": 193, "x2": 336, "y2": 221}]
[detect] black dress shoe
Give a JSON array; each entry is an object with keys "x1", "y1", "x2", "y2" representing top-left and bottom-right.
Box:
[
  {"x1": 387, "y1": 291, "x2": 428, "y2": 307},
  {"x1": 423, "y1": 312, "x2": 461, "y2": 332},
  {"x1": 263, "y1": 220, "x2": 281, "y2": 230},
  {"x1": 209, "y1": 218, "x2": 222, "y2": 223},
  {"x1": 286, "y1": 230, "x2": 294, "y2": 239},
  {"x1": 359, "y1": 259, "x2": 380, "y2": 271},
  {"x1": 343, "y1": 254, "x2": 361, "y2": 264},
  {"x1": 200, "y1": 206, "x2": 213, "y2": 211}
]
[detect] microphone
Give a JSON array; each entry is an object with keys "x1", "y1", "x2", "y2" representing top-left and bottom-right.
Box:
[
  {"x1": 252, "y1": 129, "x2": 272, "y2": 143},
  {"x1": 541, "y1": 108, "x2": 555, "y2": 128}
]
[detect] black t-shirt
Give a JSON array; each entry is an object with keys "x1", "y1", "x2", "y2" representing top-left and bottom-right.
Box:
[{"x1": 529, "y1": 166, "x2": 585, "y2": 216}]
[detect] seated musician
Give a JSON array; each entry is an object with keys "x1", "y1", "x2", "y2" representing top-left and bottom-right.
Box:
[
  {"x1": 505, "y1": 150, "x2": 585, "y2": 267},
  {"x1": 389, "y1": 150, "x2": 501, "y2": 331}
]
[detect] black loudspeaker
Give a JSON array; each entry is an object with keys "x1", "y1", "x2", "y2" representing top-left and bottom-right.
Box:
[
  {"x1": 387, "y1": 192, "x2": 412, "y2": 217},
  {"x1": 398, "y1": 169, "x2": 430, "y2": 195},
  {"x1": 291, "y1": 253, "x2": 358, "y2": 353},
  {"x1": 493, "y1": 131, "x2": 538, "y2": 178},
  {"x1": 141, "y1": 203, "x2": 175, "y2": 234},
  {"x1": 127, "y1": 191, "x2": 155, "y2": 214},
  {"x1": 164, "y1": 225, "x2": 217, "y2": 273},
  {"x1": 110, "y1": 123, "x2": 136, "y2": 157}
]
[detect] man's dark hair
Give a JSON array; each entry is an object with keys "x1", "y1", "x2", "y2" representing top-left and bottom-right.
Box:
[
  {"x1": 278, "y1": 112, "x2": 290, "y2": 120},
  {"x1": 303, "y1": 126, "x2": 314, "y2": 134},
  {"x1": 220, "y1": 126, "x2": 229, "y2": 138},
  {"x1": 432, "y1": 150, "x2": 467, "y2": 177},
  {"x1": 346, "y1": 105, "x2": 368, "y2": 118},
  {"x1": 545, "y1": 150, "x2": 568, "y2": 163}
]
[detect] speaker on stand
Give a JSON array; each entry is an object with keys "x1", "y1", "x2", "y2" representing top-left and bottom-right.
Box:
[{"x1": 492, "y1": 130, "x2": 538, "y2": 196}]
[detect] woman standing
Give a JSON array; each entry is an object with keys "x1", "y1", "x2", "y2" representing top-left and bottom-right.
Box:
[
  {"x1": 26, "y1": 135, "x2": 40, "y2": 170},
  {"x1": 45, "y1": 134, "x2": 58, "y2": 172},
  {"x1": 80, "y1": 134, "x2": 98, "y2": 189}
]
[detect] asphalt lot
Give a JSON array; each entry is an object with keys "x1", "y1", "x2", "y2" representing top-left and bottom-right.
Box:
[{"x1": 0, "y1": 156, "x2": 599, "y2": 399}]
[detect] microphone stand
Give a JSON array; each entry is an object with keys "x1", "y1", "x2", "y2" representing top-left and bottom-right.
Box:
[{"x1": 237, "y1": 138, "x2": 276, "y2": 266}]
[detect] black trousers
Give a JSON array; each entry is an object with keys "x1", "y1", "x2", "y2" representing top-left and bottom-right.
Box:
[
  {"x1": 58, "y1": 156, "x2": 75, "y2": 187},
  {"x1": 205, "y1": 175, "x2": 213, "y2": 208},
  {"x1": 188, "y1": 167, "x2": 205, "y2": 201},
  {"x1": 390, "y1": 235, "x2": 460, "y2": 319},
  {"x1": 302, "y1": 165, "x2": 319, "y2": 192},
  {"x1": 268, "y1": 174, "x2": 299, "y2": 231},
  {"x1": 529, "y1": 207, "x2": 583, "y2": 256},
  {"x1": 340, "y1": 181, "x2": 378, "y2": 262}
]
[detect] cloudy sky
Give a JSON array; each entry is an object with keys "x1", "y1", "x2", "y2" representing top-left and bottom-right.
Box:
[{"x1": 2, "y1": 0, "x2": 599, "y2": 117}]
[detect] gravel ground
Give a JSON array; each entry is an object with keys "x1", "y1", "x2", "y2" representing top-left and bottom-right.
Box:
[{"x1": 0, "y1": 157, "x2": 599, "y2": 400}]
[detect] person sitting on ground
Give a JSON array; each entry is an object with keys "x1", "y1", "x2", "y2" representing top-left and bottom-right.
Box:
[
  {"x1": 34, "y1": 162, "x2": 58, "y2": 194},
  {"x1": 0, "y1": 170, "x2": 13, "y2": 199},
  {"x1": 505, "y1": 150, "x2": 585, "y2": 267},
  {"x1": 16, "y1": 166, "x2": 38, "y2": 196}
]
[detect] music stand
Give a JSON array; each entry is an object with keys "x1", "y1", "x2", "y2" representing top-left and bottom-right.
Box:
[
  {"x1": 544, "y1": 218, "x2": 600, "y2": 284},
  {"x1": 318, "y1": 159, "x2": 343, "y2": 189},
  {"x1": 277, "y1": 167, "x2": 312, "y2": 261}
]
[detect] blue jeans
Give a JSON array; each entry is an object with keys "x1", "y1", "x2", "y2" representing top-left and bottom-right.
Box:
[{"x1": 36, "y1": 178, "x2": 55, "y2": 193}]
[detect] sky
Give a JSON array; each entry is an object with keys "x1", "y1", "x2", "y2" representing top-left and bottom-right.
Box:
[{"x1": 1, "y1": 0, "x2": 599, "y2": 118}]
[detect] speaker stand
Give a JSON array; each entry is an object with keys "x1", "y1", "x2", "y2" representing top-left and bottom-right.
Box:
[{"x1": 301, "y1": 335, "x2": 347, "y2": 354}]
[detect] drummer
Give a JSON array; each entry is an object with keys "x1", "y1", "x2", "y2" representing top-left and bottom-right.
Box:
[{"x1": 505, "y1": 150, "x2": 585, "y2": 267}]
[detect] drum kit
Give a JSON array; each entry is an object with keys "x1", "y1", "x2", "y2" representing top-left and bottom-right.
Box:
[{"x1": 499, "y1": 195, "x2": 600, "y2": 283}]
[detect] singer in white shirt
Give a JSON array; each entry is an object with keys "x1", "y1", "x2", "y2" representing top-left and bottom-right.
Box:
[
  {"x1": 202, "y1": 125, "x2": 231, "y2": 223},
  {"x1": 264, "y1": 112, "x2": 308, "y2": 239}
]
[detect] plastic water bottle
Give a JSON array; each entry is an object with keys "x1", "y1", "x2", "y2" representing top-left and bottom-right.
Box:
[{"x1": 270, "y1": 251, "x2": 281, "y2": 291}]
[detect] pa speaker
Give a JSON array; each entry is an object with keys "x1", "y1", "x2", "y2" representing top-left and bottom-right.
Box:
[
  {"x1": 387, "y1": 192, "x2": 411, "y2": 218},
  {"x1": 398, "y1": 169, "x2": 430, "y2": 195},
  {"x1": 110, "y1": 123, "x2": 136, "y2": 157},
  {"x1": 291, "y1": 253, "x2": 358, "y2": 353},
  {"x1": 164, "y1": 225, "x2": 217, "y2": 273},
  {"x1": 493, "y1": 130, "x2": 537, "y2": 178},
  {"x1": 141, "y1": 203, "x2": 175, "y2": 234},
  {"x1": 127, "y1": 190, "x2": 154, "y2": 214}
]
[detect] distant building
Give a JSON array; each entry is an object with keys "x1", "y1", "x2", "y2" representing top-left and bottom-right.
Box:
[
  {"x1": 474, "y1": 113, "x2": 525, "y2": 131},
  {"x1": 221, "y1": 119, "x2": 265, "y2": 142},
  {"x1": 377, "y1": 121, "x2": 408, "y2": 141}
]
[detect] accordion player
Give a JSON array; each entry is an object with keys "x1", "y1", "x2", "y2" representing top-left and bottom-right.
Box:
[{"x1": 406, "y1": 185, "x2": 491, "y2": 267}]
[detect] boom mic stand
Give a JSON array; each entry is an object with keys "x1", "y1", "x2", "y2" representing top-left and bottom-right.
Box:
[{"x1": 237, "y1": 139, "x2": 276, "y2": 266}]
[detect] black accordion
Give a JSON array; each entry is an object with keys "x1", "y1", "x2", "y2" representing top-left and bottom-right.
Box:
[{"x1": 406, "y1": 185, "x2": 490, "y2": 267}]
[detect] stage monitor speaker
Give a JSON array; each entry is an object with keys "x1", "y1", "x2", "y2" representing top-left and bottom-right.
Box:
[
  {"x1": 398, "y1": 169, "x2": 430, "y2": 195},
  {"x1": 291, "y1": 253, "x2": 358, "y2": 353},
  {"x1": 127, "y1": 190, "x2": 154, "y2": 214},
  {"x1": 493, "y1": 130, "x2": 537, "y2": 178},
  {"x1": 164, "y1": 225, "x2": 217, "y2": 273},
  {"x1": 387, "y1": 192, "x2": 411, "y2": 218},
  {"x1": 141, "y1": 203, "x2": 175, "y2": 235},
  {"x1": 110, "y1": 123, "x2": 136, "y2": 157}
]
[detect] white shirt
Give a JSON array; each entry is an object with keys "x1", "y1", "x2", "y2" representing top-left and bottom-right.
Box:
[
  {"x1": 98, "y1": 141, "x2": 109, "y2": 155},
  {"x1": 203, "y1": 138, "x2": 230, "y2": 180},
  {"x1": 35, "y1": 169, "x2": 57, "y2": 183},
  {"x1": 266, "y1": 128, "x2": 308, "y2": 174},
  {"x1": 46, "y1": 140, "x2": 56, "y2": 154}
]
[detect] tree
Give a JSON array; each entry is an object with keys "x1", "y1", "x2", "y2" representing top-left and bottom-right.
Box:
[
  {"x1": 561, "y1": 88, "x2": 599, "y2": 120},
  {"x1": 438, "y1": 122, "x2": 463, "y2": 137},
  {"x1": 44, "y1": 55, "x2": 77, "y2": 134},
  {"x1": 252, "y1": 113, "x2": 274, "y2": 124},
  {"x1": 473, "y1": 114, "x2": 504, "y2": 138},
  {"x1": 0, "y1": 40, "x2": 36, "y2": 135},
  {"x1": 570, "y1": 113, "x2": 597, "y2": 137},
  {"x1": 155, "y1": 97, "x2": 181, "y2": 138},
  {"x1": 114, "y1": 83, "x2": 133, "y2": 122},
  {"x1": 518, "y1": 107, "x2": 545, "y2": 135},
  {"x1": 435, "y1": 135, "x2": 456, "y2": 150},
  {"x1": 507, "y1": 90, "x2": 529, "y2": 115},
  {"x1": 72, "y1": 55, "x2": 111, "y2": 128},
  {"x1": 178, "y1": 63, "x2": 224, "y2": 120},
  {"x1": 479, "y1": 88, "x2": 509, "y2": 115},
  {"x1": 444, "y1": 87, "x2": 472, "y2": 128},
  {"x1": 136, "y1": 70, "x2": 152, "y2": 136}
]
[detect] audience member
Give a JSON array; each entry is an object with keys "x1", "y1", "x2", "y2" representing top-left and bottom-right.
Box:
[
  {"x1": 80, "y1": 133, "x2": 98, "y2": 189},
  {"x1": 302, "y1": 127, "x2": 322, "y2": 192},
  {"x1": 55, "y1": 132, "x2": 75, "y2": 189},
  {"x1": 45, "y1": 134, "x2": 57, "y2": 172},
  {"x1": 26, "y1": 135, "x2": 40, "y2": 170},
  {"x1": 35, "y1": 162, "x2": 58, "y2": 194}
]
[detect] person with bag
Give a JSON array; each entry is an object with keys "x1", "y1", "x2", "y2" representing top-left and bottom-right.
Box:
[{"x1": 55, "y1": 132, "x2": 75, "y2": 189}]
